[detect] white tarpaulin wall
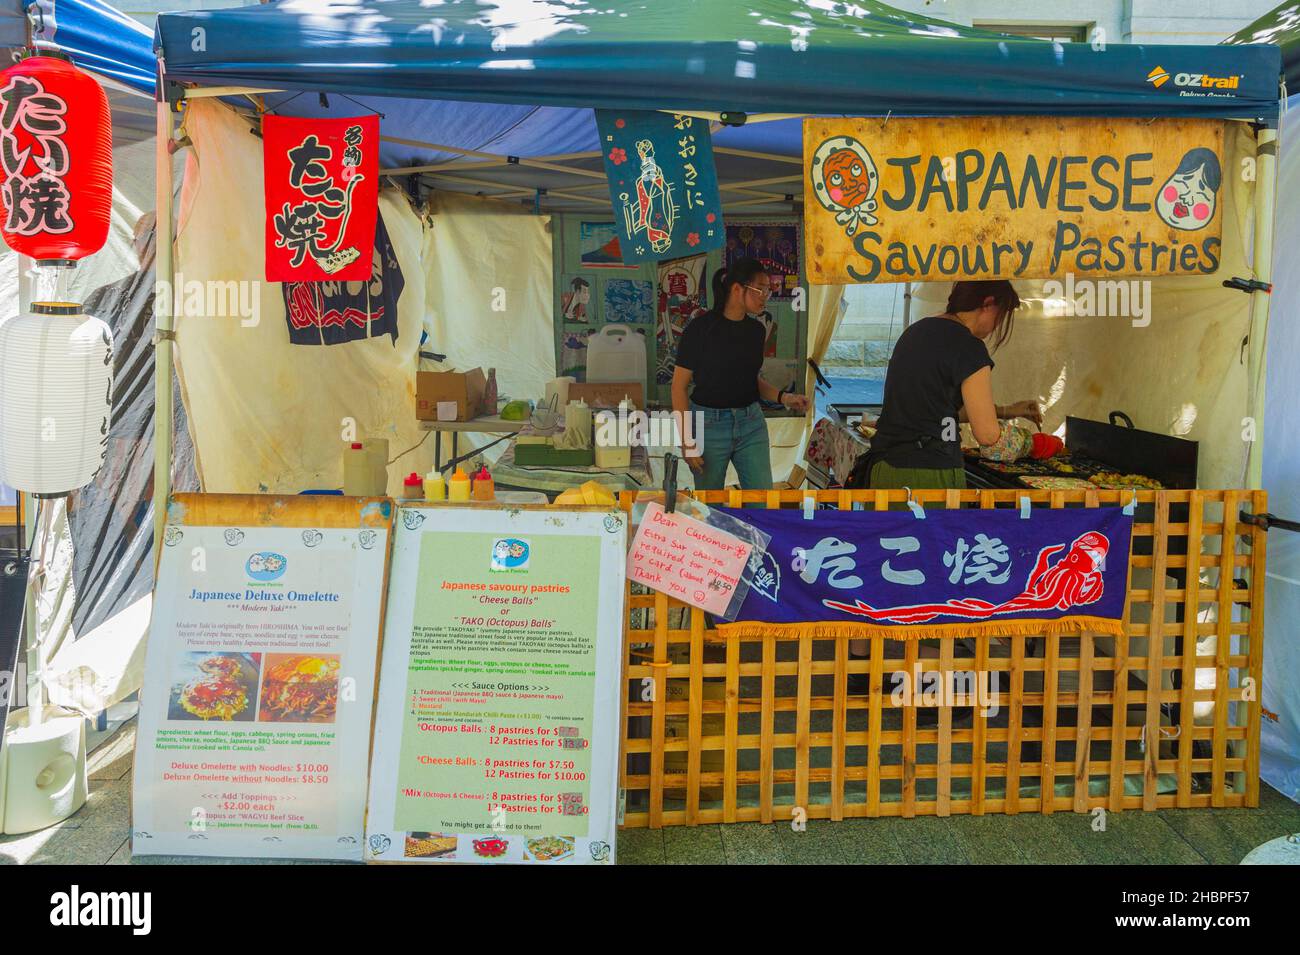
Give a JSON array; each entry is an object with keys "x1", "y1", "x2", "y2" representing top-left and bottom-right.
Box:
[
  {"x1": 420, "y1": 190, "x2": 554, "y2": 466},
  {"x1": 1261, "y1": 113, "x2": 1300, "y2": 803},
  {"x1": 173, "y1": 100, "x2": 558, "y2": 494},
  {"x1": 176, "y1": 101, "x2": 430, "y2": 495},
  {"x1": 910, "y1": 122, "x2": 1259, "y2": 491}
]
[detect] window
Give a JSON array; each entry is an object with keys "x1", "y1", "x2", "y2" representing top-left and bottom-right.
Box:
[{"x1": 975, "y1": 22, "x2": 1091, "y2": 44}]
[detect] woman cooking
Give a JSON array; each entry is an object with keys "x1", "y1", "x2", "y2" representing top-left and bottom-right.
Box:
[
  {"x1": 672, "y1": 257, "x2": 809, "y2": 490},
  {"x1": 867, "y1": 279, "x2": 1041, "y2": 489},
  {"x1": 849, "y1": 279, "x2": 1041, "y2": 694}
]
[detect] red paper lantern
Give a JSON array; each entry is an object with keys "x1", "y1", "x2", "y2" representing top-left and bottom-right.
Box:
[{"x1": 0, "y1": 55, "x2": 112, "y2": 265}]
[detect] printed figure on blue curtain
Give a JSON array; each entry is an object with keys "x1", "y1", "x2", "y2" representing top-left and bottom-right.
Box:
[
  {"x1": 596, "y1": 110, "x2": 723, "y2": 263},
  {"x1": 281, "y1": 211, "x2": 404, "y2": 345},
  {"x1": 718, "y1": 507, "x2": 1133, "y2": 638}
]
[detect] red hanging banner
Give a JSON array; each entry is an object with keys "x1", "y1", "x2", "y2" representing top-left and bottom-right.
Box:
[{"x1": 263, "y1": 114, "x2": 378, "y2": 282}]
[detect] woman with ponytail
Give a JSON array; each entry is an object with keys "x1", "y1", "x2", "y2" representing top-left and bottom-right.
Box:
[
  {"x1": 866, "y1": 279, "x2": 1040, "y2": 491},
  {"x1": 671, "y1": 257, "x2": 809, "y2": 489}
]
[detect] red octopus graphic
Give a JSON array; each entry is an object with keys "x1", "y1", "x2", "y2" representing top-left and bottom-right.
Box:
[{"x1": 823, "y1": 532, "x2": 1111, "y2": 624}]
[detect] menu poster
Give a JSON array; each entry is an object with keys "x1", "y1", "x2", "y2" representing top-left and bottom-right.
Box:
[
  {"x1": 365, "y1": 506, "x2": 627, "y2": 865},
  {"x1": 133, "y1": 521, "x2": 388, "y2": 860}
]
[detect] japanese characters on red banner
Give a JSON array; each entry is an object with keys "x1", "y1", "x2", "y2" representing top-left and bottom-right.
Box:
[
  {"x1": 263, "y1": 114, "x2": 378, "y2": 282},
  {"x1": 0, "y1": 57, "x2": 112, "y2": 262}
]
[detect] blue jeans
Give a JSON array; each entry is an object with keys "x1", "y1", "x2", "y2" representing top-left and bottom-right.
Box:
[{"x1": 691, "y1": 402, "x2": 773, "y2": 491}]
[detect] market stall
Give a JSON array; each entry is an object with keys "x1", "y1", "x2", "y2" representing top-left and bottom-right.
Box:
[{"x1": 136, "y1": 0, "x2": 1281, "y2": 848}]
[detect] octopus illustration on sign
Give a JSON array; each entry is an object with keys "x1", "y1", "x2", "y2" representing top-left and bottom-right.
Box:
[
  {"x1": 1155, "y1": 147, "x2": 1221, "y2": 231},
  {"x1": 823, "y1": 531, "x2": 1111, "y2": 624},
  {"x1": 810, "y1": 135, "x2": 879, "y2": 236},
  {"x1": 621, "y1": 139, "x2": 676, "y2": 254}
]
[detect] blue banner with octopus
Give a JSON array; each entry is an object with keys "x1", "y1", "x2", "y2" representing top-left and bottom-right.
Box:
[
  {"x1": 595, "y1": 109, "x2": 724, "y2": 263},
  {"x1": 717, "y1": 506, "x2": 1133, "y2": 640}
]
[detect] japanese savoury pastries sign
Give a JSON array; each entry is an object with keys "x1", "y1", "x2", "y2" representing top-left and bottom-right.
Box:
[
  {"x1": 718, "y1": 505, "x2": 1133, "y2": 640},
  {"x1": 365, "y1": 506, "x2": 626, "y2": 865},
  {"x1": 133, "y1": 494, "x2": 392, "y2": 861},
  {"x1": 804, "y1": 116, "x2": 1226, "y2": 283}
]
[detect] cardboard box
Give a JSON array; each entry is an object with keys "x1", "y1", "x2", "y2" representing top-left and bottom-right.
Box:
[
  {"x1": 567, "y1": 381, "x2": 644, "y2": 410},
  {"x1": 416, "y1": 368, "x2": 486, "y2": 421}
]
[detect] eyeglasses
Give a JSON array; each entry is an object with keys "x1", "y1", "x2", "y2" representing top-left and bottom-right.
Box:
[{"x1": 743, "y1": 284, "x2": 772, "y2": 300}]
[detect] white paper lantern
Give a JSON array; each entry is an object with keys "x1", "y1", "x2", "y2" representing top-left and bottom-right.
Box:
[{"x1": 0, "y1": 303, "x2": 113, "y2": 495}]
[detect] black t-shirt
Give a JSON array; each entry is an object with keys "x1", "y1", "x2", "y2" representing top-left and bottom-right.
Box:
[
  {"x1": 872, "y1": 315, "x2": 994, "y2": 469},
  {"x1": 675, "y1": 310, "x2": 766, "y2": 408}
]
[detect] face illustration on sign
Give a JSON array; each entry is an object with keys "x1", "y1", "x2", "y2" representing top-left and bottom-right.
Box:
[
  {"x1": 810, "y1": 135, "x2": 879, "y2": 236},
  {"x1": 491, "y1": 538, "x2": 530, "y2": 571},
  {"x1": 1156, "y1": 147, "x2": 1221, "y2": 231},
  {"x1": 247, "y1": 551, "x2": 287, "y2": 581}
]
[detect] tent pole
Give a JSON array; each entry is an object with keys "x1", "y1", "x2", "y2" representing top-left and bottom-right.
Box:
[
  {"x1": 1246, "y1": 125, "x2": 1276, "y2": 488},
  {"x1": 153, "y1": 98, "x2": 176, "y2": 559}
]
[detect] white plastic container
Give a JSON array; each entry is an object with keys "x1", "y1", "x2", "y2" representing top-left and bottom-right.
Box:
[
  {"x1": 543, "y1": 376, "x2": 574, "y2": 410},
  {"x1": 0, "y1": 705, "x2": 87, "y2": 834},
  {"x1": 585, "y1": 325, "x2": 646, "y2": 392}
]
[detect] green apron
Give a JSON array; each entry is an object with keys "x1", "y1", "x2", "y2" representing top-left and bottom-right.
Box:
[{"x1": 870, "y1": 459, "x2": 966, "y2": 490}]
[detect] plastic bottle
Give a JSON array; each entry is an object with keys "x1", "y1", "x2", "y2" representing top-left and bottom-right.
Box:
[
  {"x1": 448, "y1": 467, "x2": 472, "y2": 502},
  {"x1": 402, "y1": 472, "x2": 424, "y2": 499},
  {"x1": 472, "y1": 466, "x2": 495, "y2": 501},
  {"x1": 423, "y1": 470, "x2": 446, "y2": 501},
  {"x1": 364, "y1": 437, "x2": 390, "y2": 494},
  {"x1": 343, "y1": 442, "x2": 369, "y2": 495}
]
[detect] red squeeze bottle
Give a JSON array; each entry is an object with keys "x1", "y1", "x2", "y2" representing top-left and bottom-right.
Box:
[
  {"x1": 472, "y1": 466, "x2": 495, "y2": 501},
  {"x1": 403, "y1": 472, "x2": 424, "y2": 499}
]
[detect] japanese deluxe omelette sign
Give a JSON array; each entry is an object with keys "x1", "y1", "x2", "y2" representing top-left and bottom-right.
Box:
[{"x1": 803, "y1": 116, "x2": 1226, "y2": 284}]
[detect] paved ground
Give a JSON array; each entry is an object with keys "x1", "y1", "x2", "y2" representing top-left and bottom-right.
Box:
[{"x1": 3, "y1": 720, "x2": 1297, "y2": 865}]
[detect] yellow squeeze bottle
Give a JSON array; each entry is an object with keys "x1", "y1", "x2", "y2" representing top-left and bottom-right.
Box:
[
  {"x1": 448, "y1": 468, "x2": 472, "y2": 502},
  {"x1": 423, "y1": 470, "x2": 446, "y2": 501}
]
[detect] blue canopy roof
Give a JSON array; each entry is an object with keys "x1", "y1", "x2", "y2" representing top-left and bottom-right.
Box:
[
  {"x1": 151, "y1": 1, "x2": 1283, "y2": 215},
  {"x1": 30, "y1": 0, "x2": 154, "y2": 95},
  {"x1": 156, "y1": 0, "x2": 1280, "y2": 121}
]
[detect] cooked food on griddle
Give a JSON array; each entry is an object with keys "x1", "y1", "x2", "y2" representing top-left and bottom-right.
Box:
[{"x1": 1088, "y1": 471, "x2": 1164, "y2": 490}]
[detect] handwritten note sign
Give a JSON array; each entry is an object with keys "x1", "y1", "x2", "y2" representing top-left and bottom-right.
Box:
[{"x1": 627, "y1": 503, "x2": 752, "y2": 615}]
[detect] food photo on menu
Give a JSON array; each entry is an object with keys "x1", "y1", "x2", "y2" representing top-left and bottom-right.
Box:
[
  {"x1": 257, "y1": 654, "x2": 342, "y2": 723},
  {"x1": 403, "y1": 832, "x2": 458, "y2": 859},
  {"x1": 167, "y1": 653, "x2": 263, "y2": 722}
]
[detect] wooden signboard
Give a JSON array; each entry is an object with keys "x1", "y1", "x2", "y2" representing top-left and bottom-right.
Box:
[{"x1": 804, "y1": 116, "x2": 1226, "y2": 284}]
